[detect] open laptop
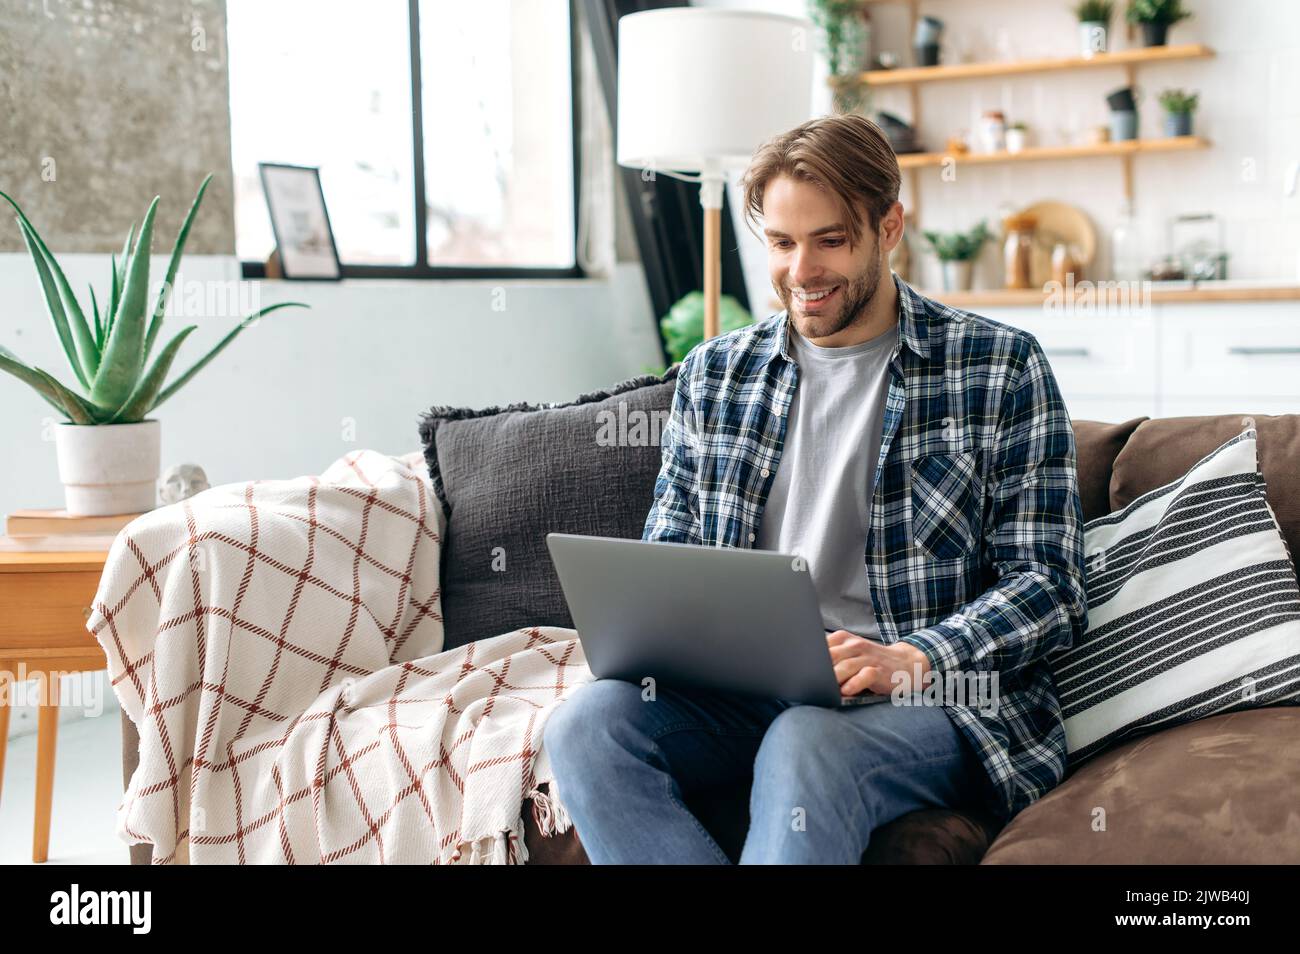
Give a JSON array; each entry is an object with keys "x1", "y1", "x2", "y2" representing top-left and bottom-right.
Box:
[{"x1": 546, "y1": 533, "x2": 894, "y2": 708}]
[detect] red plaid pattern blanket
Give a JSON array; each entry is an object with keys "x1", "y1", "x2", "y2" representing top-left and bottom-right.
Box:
[{"x1": 88, "y1": 449, "x2": 592, "y2": 864}]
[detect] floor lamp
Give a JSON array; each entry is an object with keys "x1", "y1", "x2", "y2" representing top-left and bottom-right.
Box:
[{"x1": 616, "y1": 8, "x2": 814, "y2": 341}]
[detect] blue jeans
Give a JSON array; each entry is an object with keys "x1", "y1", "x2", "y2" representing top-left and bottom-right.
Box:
[{"x1": 544, "y1": 678, "x2": 990, "y2": 864}]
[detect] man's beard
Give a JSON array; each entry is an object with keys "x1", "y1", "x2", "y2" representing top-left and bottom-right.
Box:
[{"x1": 782, "y1": 250, "x2": 885, "y2": 340}]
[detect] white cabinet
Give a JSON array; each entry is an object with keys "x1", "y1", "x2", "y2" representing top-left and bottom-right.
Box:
[{"x1": 973, "y1": 301, "x2": 1300, "y2": 422}]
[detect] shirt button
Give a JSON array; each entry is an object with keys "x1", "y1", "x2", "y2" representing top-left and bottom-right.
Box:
[
  {"x1": 748, "y1": 532, "x2": 756, "y2": 542},
  {"x1": 761, "y1": 468, "x2": 770, "y2": 478}
]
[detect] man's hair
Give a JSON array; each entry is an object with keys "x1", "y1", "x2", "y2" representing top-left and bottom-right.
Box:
[{"x1": 741, "y1": 113, "x2": 901, "y2": 252}]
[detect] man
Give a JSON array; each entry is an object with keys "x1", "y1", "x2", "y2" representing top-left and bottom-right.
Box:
[{"x1": 544, "y1": 114, "x2": 1088, "y2": 864}]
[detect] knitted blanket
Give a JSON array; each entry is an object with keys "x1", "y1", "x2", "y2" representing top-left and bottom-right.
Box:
[{"x1": 88, "y1": 449, "x2": 592, "y2": 864}]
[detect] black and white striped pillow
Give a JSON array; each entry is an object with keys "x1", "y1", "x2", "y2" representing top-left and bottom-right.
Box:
[{"x1": 1050, "y1": 428, "x2": 1300, "y2": 764}]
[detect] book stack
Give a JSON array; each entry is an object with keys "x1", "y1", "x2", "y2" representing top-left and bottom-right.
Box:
[{"x1": 0, "y1": 509, "x2": 144, "y2": 552}]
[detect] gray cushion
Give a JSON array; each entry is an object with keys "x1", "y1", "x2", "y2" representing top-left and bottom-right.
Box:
[{"x1": 418, "y1": 368, "x2": 680, "y2": 649}]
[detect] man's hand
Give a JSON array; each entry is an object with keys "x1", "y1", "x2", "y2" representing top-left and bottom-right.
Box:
[{"x1": 827, "y1": 630, "x2": 932, "y2": 697}]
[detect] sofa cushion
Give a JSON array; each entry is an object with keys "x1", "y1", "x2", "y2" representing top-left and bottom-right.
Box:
[
  {"x1": 980, "y1": 707, "x2": 1300, "y2": 863},
  {"x1": 1111, "y1": 413, "x2": 1300, "y2": 561},
  {"x1": 1050, "y1": 429, "x2": 1300, "y2": 765},
  {"x1": 1071, "y1": 417, "x2": 1147, "y2": 521},
  {"x1": 418, "y1": 369, "x2": 679, "y2": 649}
]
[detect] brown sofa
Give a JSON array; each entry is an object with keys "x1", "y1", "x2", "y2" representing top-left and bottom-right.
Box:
[{"x1": 119, "y1": 413, "x2": 1300, "y2": 864}]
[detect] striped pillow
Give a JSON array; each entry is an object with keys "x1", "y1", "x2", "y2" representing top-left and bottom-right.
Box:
[{"x1": 1050, "y1": 428, "x2": 1300, "y2": 764}]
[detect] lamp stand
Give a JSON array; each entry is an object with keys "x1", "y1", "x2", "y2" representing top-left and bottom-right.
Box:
[{"x1": 700, "y1": 174, "x2": 725, "y2": 341}]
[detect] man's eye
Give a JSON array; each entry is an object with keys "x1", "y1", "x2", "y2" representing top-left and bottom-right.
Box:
[
  {"x1": 823, "y1": 239, "x2": 844, "y2": 247},
  {"x1": 772, "y1": 240, "x2": 792, "y2": 249}
]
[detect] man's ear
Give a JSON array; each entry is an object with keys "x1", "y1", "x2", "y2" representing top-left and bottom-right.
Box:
[{"x1": 878, "y1": 201, "x2": 906, "y2": 257}]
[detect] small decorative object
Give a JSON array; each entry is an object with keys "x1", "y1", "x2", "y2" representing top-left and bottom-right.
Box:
[
  {"x1": 1125, "y1": 0, "x2": 1192, "y2": 47},
  {"x1": 1158, "y1": 88, "x2": 1198, "y2": 137},
  {"x1": 159, "y1": 463, "x2": 211, "y2": 505},
  {"x1": 944, "y1": 134, "x2": 970, "y2": 155},
  {"x1": 0, "y1": 180, "x2": 307, "y2": 515},
  {"x1": 259, "y1": 162, "x2": 343, "y2": 280},
  {"x1": 1002, "y1": 214, "x2": 1037, "y2": 289},
  {"x1": 1111, "y1": 200, "x2": 1143, "y2": 281},
  {"x1": 1073, "y1": 0, "x2": 1114, "y2": 58},
  {"x1": 1005, "y1": 121, "x2": 1030, "y2": 153},
  {"x1": 979, "y1": 110, "x2": 1008, "y2": 153},
  {"x1": 875, "y1": 50, "x2": 900, "y2": 70},
  {"x1": 912, "y1": 15, "x2": 943, "y2": 67},
  {"x1": 922, "y1": 220, "x2": 990, "y2": 292},
  {"x1": 1106, "y1": 86, "x2": 1139, "y2": 141},
  {"x1": 1089, "y1": 124, "x2": 1112, "y2": 144}
]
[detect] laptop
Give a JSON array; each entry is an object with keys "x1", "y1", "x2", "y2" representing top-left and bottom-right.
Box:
[{"x1": 545, "y1": 533, "x2": 894, "y2": 708}]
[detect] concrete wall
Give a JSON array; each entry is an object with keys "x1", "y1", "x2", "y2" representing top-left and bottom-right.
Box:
[{"x1": 0, "y1": 0, "x2": 235, "y2": 254}]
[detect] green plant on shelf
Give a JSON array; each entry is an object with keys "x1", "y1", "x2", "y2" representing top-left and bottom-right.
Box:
[
  {"x1": 1126, "y1": 0, "x2": 1193, "y2": 25},
  {"x1": 1073, "y1": 0, "x2": 1115, "y2": 23},
  {"x1": 0, "y1": 175, "x2": 308, "y2": 425},
  {"x1": 922, "y1": 221, "x2": 990, "y2": 262},
  {"x1": 1158, "y1": 88, "x2": 1199, "y2": 113},
  {"x1": 807, "y1": 0, "x2": 864, "y2": 78}
]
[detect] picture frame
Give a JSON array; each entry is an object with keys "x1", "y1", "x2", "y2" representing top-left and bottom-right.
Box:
[{"x1": 258, "y1": 162, "x2": 342, "y2": 280}]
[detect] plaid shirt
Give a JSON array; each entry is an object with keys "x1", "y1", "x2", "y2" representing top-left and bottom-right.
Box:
[{"x1": 642, "y1": 272, "x2": 1089, "y2": 822}]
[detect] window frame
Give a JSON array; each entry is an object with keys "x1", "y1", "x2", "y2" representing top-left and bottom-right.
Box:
[{"x1": 240, "y1": 0, "x2": 584, "y2": 281}]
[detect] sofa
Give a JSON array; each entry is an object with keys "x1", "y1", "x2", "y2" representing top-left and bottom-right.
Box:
[{"x1": 118, "y1": 410, "x2": 1300, "y2": 864}]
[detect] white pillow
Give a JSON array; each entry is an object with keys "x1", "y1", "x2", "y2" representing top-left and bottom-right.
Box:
[{"x1": 1050, "y1": 428, "x2": 1300, "y2": 764}]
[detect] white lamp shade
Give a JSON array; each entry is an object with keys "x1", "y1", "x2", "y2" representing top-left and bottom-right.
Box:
[{"x1": 616, "y1": 8, "x2": 814, "y2": 174}]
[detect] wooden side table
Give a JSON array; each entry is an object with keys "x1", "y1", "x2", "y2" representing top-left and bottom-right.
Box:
[{"x1": 0, "y1": 548, "x2": 110, "y2": 863}]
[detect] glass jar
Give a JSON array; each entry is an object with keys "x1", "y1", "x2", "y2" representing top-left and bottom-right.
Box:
[{"x1": 1002, "y1": 213, "x2": 1036, "y2": 289}]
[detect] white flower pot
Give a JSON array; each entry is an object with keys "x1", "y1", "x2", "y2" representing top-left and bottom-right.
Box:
[
  {"x1": 940, "y1": 259, "x2": 974, "y2": 292},
  {"x1": 1080, "y1": 22, "x2": 1107, "y2": 58},
  {"x1": 1006, "y1": 128, "x2": 1028, "y2": 153},
  {"x1": 54, "y1": 420, "x2": 160, "y2": 516}
]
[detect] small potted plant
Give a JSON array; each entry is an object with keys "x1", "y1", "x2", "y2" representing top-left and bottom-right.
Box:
[
  {"x1": 0, "y1": 179, "x2": 308, "y2": 515},
  {"x1": 810, "y1": 0, "x2": 875, "y2": 115},
  {"x1": 1126, "y1": 0, "x2": 1193, "y2": 47},
  {"x1": 1073, "y1": 0, "x2": 1114, "y2": 58},
  {"x1": 1006, "y1": 121, "x2": 1031, "y2": 153},
  {"x1": 922, "y1": 220, "x2": 989, "y2": 292},
  {"x1": 1158, "y1": 88, "x2": 1199, "y2": 136}
]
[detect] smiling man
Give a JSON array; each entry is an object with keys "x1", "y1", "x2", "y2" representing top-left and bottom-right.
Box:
[{"x1": 544, "y1": 114, "x2": 1089, "y2": 864}]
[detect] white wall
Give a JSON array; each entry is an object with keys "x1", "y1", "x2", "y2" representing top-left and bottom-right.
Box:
[
  {"x1": 703, "y1": 0, "x2": 1300, "y2": 310},
  {"x1": 0, "y1": 255, "x2": 663, "y2": 519}
]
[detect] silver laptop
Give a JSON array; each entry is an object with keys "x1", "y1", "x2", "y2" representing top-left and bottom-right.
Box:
[{"x1": 546, "y1": 533, "x2": 892, "y2": 708}]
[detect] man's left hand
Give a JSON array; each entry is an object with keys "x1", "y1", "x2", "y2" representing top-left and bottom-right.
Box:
[{"x1": 827, "y1": 630, "x2": 932, "y2": 697}]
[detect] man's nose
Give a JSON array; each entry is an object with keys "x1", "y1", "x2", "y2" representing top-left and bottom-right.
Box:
[{"x1": 789, "y1": 247, "x2": 822, "y2": 287}]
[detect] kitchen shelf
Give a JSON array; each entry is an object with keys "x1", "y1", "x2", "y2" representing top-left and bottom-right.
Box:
[
  {"x1": 766, "y1": 285, "x2": 1300, "y2": 313},
  {"x1": 895, "y1": 135, "x2": 1209, "y2": 169},
  {"x1": 830, "y1": 43, "x2": 1214, "y2": 89},
  {"x1": 920, "y1": 285, "x2": 1300, "y2": 308}
]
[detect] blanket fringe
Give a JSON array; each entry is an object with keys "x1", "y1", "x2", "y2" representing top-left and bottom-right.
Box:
[
  {"x1": 443, "y1": 815, "x2": 528, "y2": 865},
  {"x1": 528, "y1": 781, "x2": 574, "y2": 838}
]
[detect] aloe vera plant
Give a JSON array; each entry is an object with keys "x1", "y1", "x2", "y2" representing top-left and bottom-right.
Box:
[{"x1": 0, "y1": 175, "x2": 307, "y2": 425}]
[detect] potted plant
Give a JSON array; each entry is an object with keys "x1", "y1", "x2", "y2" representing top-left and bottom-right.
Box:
[
  {"x1": 0, "y1": 177, "x2": 307, "y2": 515},
  {"x1": 1125, "y1": 0, "x2": 1192, "y2": 47},
  {"x1": 1073, "y1": 0, "x2": 1114, "y2": 58},
  {"x1": 809, "y1": 0, "x2": 874, "y2": 115},
  {"x1": 1158, "y1": 88, "x2": 1199, "y2": 136},
  {"x1": 1006, "y1": 121, "x2": 1031, "y2": 153},
  {"x1": 922, "y1": 220, "x2": 989, "y2": 291}
]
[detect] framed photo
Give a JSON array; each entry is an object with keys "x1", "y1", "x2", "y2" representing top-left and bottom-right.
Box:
[{"x1": 258, "y1": 162, "x2": 342, "y2": 280}]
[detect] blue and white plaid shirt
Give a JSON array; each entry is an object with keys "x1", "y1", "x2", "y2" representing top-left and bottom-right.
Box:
[{"x1": 642, "y1": 271, "x2": 1089, "y2": 822}]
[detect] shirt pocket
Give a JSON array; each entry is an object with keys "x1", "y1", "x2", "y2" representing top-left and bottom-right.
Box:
[{"x1": 909, "y1": 451, "x2": 982, "y2": 561}]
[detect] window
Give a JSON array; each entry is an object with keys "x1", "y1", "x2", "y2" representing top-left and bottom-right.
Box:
[{"x1": 227, "y1": 0, "x2": 579, "y2": 278}]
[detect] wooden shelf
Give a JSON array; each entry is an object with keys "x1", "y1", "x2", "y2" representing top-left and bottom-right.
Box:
[
  {"x1": 895, "y1": 135, "x2": 1208, "y2": 169},
  {"x1": 831, "y1": 43, "x2": 1214, "y2": 89},
  {"x1": 920, "y1": 285, "x2": 1300, "y2": 308}
]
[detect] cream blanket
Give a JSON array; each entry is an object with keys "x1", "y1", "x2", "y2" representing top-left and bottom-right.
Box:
[{"x1": 88, "y1": 449, "x2": 593, "y2": 864}]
